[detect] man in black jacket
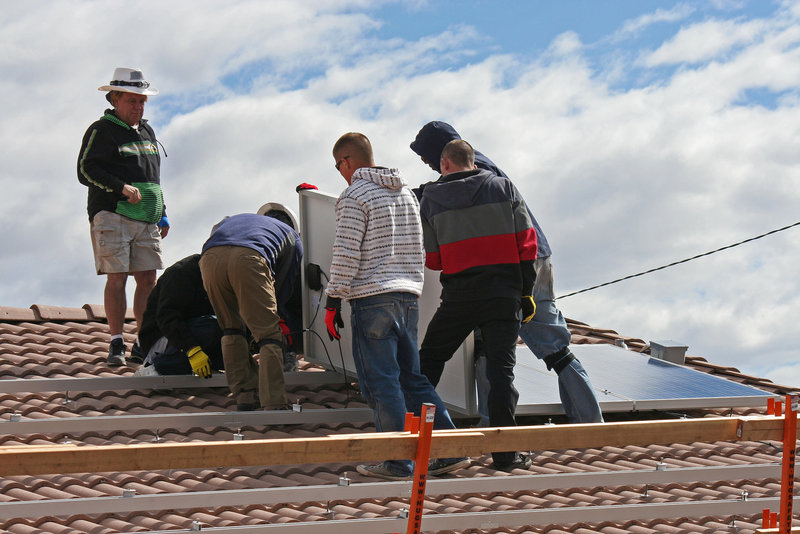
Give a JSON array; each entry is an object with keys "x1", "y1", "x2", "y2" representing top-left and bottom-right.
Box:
[
  {"x1": 135, "y1": 254, "x2": 224, "y2": 377},
  {"x1": 78, "y1": 67, "x2": 170, "y2": 367}
]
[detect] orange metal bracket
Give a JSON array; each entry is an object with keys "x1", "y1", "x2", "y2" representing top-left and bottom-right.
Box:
[
  {"x1": 391, "y1": 404, "x2": 436, "y2": 534},
  {"x1": 780, "y1": 395, "x2": 797, "y2": 534},
  {"x1": 761, "y1": 395, "x2": 797, "y2": 534},
  {"x1": 407, "y1": 403, "x2": 435, "y2": 534}
]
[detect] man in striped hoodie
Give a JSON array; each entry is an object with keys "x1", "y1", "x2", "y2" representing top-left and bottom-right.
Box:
[
  {"x1": 324, "y1": 132, "x2": 468, "y2": 481},
  {"x1": 418, "y1": 139, "x2": 538, "y2": 471}
]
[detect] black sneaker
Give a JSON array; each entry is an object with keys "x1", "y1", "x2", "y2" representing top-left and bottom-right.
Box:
[
  {"x1": 107, "y1": 338, "x2": 126, "y2": 367},
  {"x1": 128, "y1": 341, "x2": 144, "y2": 365},
  {"x1": 356, "y1": 462, "x2": 413, "y2": 481},
  {"x1": 236, "y1": 390, "x2": 260, "y2": 411},
  {"x1": 428, "y1": 457, "x2": 471, "y2": 476},
  {"x1": 494, "y1": 452, "x2": 532, "y2": 472}
]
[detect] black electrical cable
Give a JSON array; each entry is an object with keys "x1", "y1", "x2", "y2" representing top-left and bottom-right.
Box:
[
  {"x1": 557, "y1": 220, "x2": 800, "y2": 300},
  {"x1": 304, "y1": 267, "x2": 355, "y2": 404}
]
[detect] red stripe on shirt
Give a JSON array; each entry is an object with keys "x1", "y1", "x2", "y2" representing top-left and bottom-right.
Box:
[
  {"x1": 439, "y1": 233, "x2": 521, "y2": 274},
  {"x1": 425, "y1": 251, "x2": 442, "y2": 271},
  {"x1": 516, "y1": 227, "x2": 538, "y2": 262}
]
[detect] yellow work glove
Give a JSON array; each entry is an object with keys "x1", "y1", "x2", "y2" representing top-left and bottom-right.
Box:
[
  {"x1": 187, "y1": 346, "x2": 212, "y2": 378},
  {"x1": 521, "y1": 296, "x2": 536, "y2": 324}
]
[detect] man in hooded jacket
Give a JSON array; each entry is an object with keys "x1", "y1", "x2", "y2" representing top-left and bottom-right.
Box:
[
  {"x1": 324, "y1": 132, "x2": 469, "y2": 481},
  {"x1": 410, "y1": 121, "x2": 603, "y2": 425}
]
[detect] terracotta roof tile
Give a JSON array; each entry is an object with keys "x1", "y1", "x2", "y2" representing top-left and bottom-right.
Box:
[{"x1": 0, "y1": 303, "x2": 794, "y2": 533}]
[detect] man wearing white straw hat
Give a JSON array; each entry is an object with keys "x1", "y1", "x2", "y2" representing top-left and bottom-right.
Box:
[{"x1": 78, "y1": 67, "x2": 169, "y2": 367}]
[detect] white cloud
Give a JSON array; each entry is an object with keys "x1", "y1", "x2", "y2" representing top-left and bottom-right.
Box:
[
  {"x1": 614, "y1": 4, "x2": 696, "y2": 40},
  {"x1": 642, "y1": 18, "x2": 769, "y2": 65},
  {"x1": 2, "y1": 1, "x2": 800, "y2": 387}
]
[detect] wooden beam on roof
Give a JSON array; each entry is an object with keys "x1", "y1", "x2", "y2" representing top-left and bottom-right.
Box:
[
  {"x1": 436, "y1": 414, "x2": 786, "y2": 456},
  {"x1": 0, "y1": 415, "x2": 791, "y2": 476}
]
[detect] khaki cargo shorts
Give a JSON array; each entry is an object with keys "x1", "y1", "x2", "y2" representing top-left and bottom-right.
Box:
[{"x1": 90, "y1": 210, "x2": 164, "y2": 274}]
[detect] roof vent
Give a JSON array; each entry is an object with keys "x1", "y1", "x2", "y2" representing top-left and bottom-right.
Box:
[{"x1": 650, "y1": 340, "x2": 688, "y2": 365}]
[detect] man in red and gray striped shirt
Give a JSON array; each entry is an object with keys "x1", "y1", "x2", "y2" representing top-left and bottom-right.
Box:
[{"x1": 418, "y1": 139, "x2": 538, "y2": 471}]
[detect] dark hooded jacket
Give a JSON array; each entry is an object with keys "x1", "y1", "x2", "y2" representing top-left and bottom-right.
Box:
[
  {"x1": 78, "y1": 109, "x2": 166, "y2": 223},
  {"x1": 410, "y1": 121, "x2": 551, "y2": 259},
  {"x1": 137, "y1": 254, "x2": 214, "y2": 357}
]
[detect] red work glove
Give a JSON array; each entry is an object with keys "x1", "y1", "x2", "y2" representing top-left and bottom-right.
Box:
[
  {"x1": 324, "y1": 297, "x2": 344, "y2": 341},
  {"x1": 296, "y1": 182, "x2": 318, "y2": 192},
  {"x1": 279, "y1": 319, "x2": 292, "y2": 346}
]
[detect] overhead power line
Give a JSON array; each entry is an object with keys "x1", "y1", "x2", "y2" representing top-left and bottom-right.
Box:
[{"x1": 557, "y1": 220, "x2": 800, "y2": 300}]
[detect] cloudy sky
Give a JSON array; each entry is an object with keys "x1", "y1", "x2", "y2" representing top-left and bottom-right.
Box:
[{"x1": 2, "y1": 0, "x2": 799, "y2": 386}]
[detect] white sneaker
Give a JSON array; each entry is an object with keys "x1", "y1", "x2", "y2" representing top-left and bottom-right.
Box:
[{"x1": 133, "y1": 365, "x2": 160, "y2": 377}]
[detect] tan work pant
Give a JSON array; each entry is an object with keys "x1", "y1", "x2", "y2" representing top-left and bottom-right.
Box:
[{"x1": 199, "y1": 246, "x2": 287, "y2": 409}]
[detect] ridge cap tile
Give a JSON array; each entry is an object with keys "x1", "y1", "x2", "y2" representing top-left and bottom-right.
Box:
[
  {"x1": 30, "y1": 305, "x2": 90, "y2": 321},
  {"x1": 81, "y1": 303, "x2": 135, "y2": 321},
  {"x1": 0, "y1": 306, "x2": 37, "y2": 321}
]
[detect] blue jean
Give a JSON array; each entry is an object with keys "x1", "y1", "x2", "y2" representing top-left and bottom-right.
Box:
[
  {"x1": 518, "y1": 257, "x2": 603, "y2": 423},
  {"x1": 350, "y1": 292, "x2": 456, "y2": 476}
]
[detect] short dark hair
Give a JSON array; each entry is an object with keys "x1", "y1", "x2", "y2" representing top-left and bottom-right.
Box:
[{"x1": 441, "y1": 139, "x2": 475, "y2": 168}]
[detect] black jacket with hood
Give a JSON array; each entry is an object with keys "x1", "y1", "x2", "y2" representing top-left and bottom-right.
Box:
[
  {"x1": 78, "y1": 109, "x2": 166, "y2": 223},
  {"x1": 410, "y1": 121, "x2": 551, "y2": 259},
  {"x1": 137, "y1": 254, "x2": 214, "y2": 357}
]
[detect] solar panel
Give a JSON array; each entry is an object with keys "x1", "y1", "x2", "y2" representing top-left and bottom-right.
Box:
[
  {"x1": 297, "y1": 189, "x2": 774, "y2": 419},
  {"x1": 513, "y1": 343, "x2": 773, "y2": 416}
]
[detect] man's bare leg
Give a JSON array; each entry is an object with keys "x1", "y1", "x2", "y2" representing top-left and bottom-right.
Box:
[
  {"x1": 105, "y1": 273, "x2": 129, "y2": 336},
  {"x1": 132, "y1": 270, "x2": 157, "y2": 334},
  {"x1": 105, "y1": 272, "x2": 129, "y2": 366}
]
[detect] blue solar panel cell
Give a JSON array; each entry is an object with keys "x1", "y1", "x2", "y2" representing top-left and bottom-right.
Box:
[{"x1": 513, "y1": 343, "x2": 772, "y2": 416}]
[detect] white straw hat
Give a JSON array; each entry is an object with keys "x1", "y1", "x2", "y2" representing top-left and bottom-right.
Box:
[{"x1": 98, "y1": 67, "x2": 158, "y2": 96}]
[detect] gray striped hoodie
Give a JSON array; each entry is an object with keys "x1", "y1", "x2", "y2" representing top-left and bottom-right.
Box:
[{"x1": 325, "y1": 167, "x2": 425, "y2": 301}]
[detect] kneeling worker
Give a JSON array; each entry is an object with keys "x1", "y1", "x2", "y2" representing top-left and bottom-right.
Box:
[{"x1": 135, "y1": 254, "x2": 224, "y2": 377}]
